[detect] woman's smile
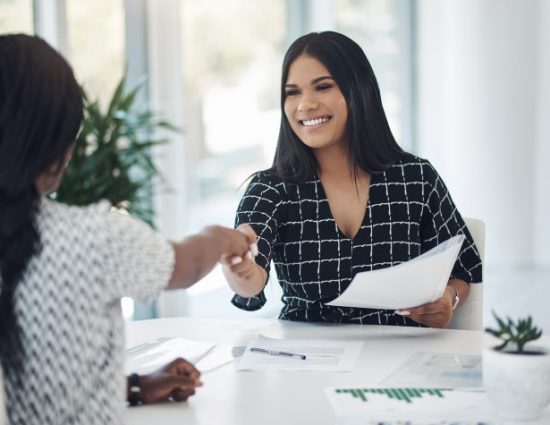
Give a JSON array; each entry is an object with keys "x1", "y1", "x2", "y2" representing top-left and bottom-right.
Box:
[{"x1": 299, "y1": 115, "x2": 332, "y2": 128}]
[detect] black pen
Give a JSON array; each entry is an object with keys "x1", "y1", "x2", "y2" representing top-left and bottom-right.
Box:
[{"x1": 249, "y1": 346, "x2": 307, "y2": 360}]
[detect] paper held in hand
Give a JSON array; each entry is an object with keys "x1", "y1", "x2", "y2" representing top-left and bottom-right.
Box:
[{"x1": 325, "y1": 234, "x2": 465, "y2": 310}]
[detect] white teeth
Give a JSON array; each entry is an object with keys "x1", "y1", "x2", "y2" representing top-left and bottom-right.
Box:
[{"x1": 302, "y1": 117, "x2": 329, "y2": 126}]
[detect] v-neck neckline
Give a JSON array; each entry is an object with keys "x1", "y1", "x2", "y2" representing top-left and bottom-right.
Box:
[{"x1": 316, "y1": 173, "x2": 377, "y2": 242}]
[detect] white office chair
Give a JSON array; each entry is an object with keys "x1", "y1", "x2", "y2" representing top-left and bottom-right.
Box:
[
  {"x1": 0, "y1": 367, "x2": 6, "y2": 425},
  {"x1": 447, "y1": 218, "x2": 485, "y2": 331}
]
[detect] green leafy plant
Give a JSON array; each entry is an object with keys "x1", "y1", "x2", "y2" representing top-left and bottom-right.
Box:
[
  {"x1": 485, "y1": 311, "x2": 543, "y2": 353},
  {"x1": 54, "y1": 75, "x2": 177, "y2": 226}
]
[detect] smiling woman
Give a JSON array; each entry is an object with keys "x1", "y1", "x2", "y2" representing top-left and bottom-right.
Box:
[
  {"x1": 221, "y1": 31, "x2": 483, "y2": 329},
  {"x1": 283, "y1": 55, "x2": 348, "y2": 153}
]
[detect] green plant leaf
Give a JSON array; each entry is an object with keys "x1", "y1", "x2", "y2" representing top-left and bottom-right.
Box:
[
  {"x1": 487, "y1": 310, "x2": 544, "y2": 353},
  {"x1": 53, "y1": 72, "x2": 179, "y2": 227}
]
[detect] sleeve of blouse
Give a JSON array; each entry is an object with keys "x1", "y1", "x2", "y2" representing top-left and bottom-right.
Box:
[
  {"x1": 103, "y1": 210, "x2": 175, "y2": 302},
  {"x1": 419, "y1": 161, "x2": 482, "y2": 283},
  {"x1": 231, "y1": 172, "x2": 283, "y2": 311}
]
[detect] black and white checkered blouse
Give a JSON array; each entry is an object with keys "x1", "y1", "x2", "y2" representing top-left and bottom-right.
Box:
[
  {"x1": 232, "y1": 155, "x2": 482, "y2": 325},
  {"x1": 1, "y1": 199, "x2": 174, "y2": 425}
]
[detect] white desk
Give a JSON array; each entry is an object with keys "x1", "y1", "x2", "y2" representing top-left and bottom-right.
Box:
[{"x1": 124, "y1": 317, "x2": 550, "y2": 425}]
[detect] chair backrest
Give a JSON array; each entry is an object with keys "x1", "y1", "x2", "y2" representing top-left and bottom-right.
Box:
[
  {"x1": 447, "y1": 217, "x2": 485, "y2": 331},
  {"x1": 0, "y1": 367, "x2": 6, "y2": 425}
]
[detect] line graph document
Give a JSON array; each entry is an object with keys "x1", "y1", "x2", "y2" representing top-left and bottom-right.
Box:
[{"x1": 325, "y1": 235, "x2": 465, "y2": 310}]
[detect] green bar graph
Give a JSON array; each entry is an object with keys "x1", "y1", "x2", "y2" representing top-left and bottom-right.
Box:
[{"x1": 334, "y1": 387, "x2": 449, "y2": 404}]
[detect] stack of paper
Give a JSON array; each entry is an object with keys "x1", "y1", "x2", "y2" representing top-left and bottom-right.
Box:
[{"x1": 326, "y1": 235, "x2": 465, "y2": 309}]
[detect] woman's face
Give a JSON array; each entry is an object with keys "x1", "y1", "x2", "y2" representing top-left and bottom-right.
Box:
[{"x1": 283, "y1": 54, "x2": 348, "y2": 152}]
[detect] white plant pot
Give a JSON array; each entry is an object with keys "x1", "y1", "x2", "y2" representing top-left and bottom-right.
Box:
[{"x1": 483, "y1": 346, "x2": 550, "y2": 421}]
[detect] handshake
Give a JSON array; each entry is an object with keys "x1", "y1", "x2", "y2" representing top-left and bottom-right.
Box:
[{"x1": 206, "y1": 223, "x2": 259, "y2": 267}]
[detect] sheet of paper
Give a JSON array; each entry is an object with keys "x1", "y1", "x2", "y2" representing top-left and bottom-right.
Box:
[
  {"x1": 125, "y1": 337, "x2": 217, "y2": 375},
  {"x1": 326, "y1": 235, "x2": 465, "y2": 310},
  {"x1": 237, "y1": 335, "x2": 363, "y2": 372},
  {"x1": 337, "y1": 419, "x2": 493, "y2": 425},
  {"x1": 325, "y1": 386, "x2": 497, "y2": 423},
  {"x1": 381, "y1": 352, "x2": 482, "y2": 388},
  {"x1": 194, "y1": 344, "x2": 240, "y2": 373}
]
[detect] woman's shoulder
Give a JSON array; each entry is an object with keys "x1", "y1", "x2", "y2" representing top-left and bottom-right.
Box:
[
  {"x1": 40, "y1": 198, "x2": 111, "y2": 220},
  {"x1": 37, "y1": 199, "x2": 113, "y2": 236},
  {"x1": 249, "y1": 169, "x2": 283, "y2": 185},
  {"x1": 387, "y1": 153, "x2": 439, "y2": 182},
  {"x1": 246, "y1": 169, "x2": 291, "y2": 195}
]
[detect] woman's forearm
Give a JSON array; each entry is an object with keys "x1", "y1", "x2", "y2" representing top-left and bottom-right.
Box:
[{"x1": 168, "y1": 225, "x2": 253, "y2": 290}]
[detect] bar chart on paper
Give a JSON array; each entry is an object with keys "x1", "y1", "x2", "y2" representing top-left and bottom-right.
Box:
[
  {"x1": 336, "y1": 387, "x2": 451, "y2": 403},
  {"x1": 325, "y1": 387, "x2": 497, "y2": 424}
]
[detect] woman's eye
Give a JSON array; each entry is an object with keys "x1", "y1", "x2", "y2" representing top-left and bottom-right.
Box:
[
  {"x1": 316, "y1": 84, "x2": 333, "y2": 91},
  {"x1": 285, "y1": 89, "x2": 299, "y2": 97}
]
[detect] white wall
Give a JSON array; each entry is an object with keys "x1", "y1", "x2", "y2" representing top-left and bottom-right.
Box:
[
  {"x1": 534, "y1": 0, "x2": 550, "y2": 267},
  {"x1": 417, "y1": 0, "x2": 548, "y2": 269}
]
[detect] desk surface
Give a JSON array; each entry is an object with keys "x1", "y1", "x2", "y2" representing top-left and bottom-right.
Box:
[{"x1": 124, "y1": 317, "x2": 550, "y2": 425}]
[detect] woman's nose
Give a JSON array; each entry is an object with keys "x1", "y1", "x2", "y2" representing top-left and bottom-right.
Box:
[{"x1": 297, "y1": 98, "x2": 319, "y2": 112}]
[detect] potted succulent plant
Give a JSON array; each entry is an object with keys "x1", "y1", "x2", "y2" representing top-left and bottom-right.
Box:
[{"x1": 483, "y1": 311, "x2": 550, "y2": 420}]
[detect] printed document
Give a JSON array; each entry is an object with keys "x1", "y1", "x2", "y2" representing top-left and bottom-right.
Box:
[
  {"x1": 325, "y1": 386, "x2": 496, "y2": 423},
  {"x1": 237, "y1": 335, "x2": 363, "y2": 372},
  {"x1": 326, "y1": 235, "x2": 465, "y2": 309},
  {"x1": 381, "y1": 351, "x2": 482, "y2": 388},
  {"x1": 126, "y1": 337, "x2": 234, "y2": 374}
]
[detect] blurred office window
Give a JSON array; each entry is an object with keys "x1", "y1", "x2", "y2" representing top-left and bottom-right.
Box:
[
  {"x1": 65, "y1": 0, "x2": 129, "y2": 318},
  {"x1": 65, "y1": 0, "x2": 125, "y2": 107},
  {"x1": 180, "y1": 0, "x2": 285, "y2": 211},
  {"x1": 0, "y1": 0, "x2": 33, "y2": 33},
  {"x1": 179, "y1": 0, "x2": 286, "y2": 296},
  {"x1": 335, "y1": 0, "x2": 414, "y2": 150}
]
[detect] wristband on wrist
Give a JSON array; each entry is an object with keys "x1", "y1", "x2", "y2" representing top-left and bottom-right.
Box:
[
  {"x1": 449, "y1": 285, "x2": 460, "y2": 310},
  {"x1": 127, "y1": 373, "x2": 143, "y2": 407}
]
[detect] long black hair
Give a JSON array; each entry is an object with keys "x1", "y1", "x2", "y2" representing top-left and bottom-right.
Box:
[
  {"x1": 271, "y1": 31, "x2": 406, "y2": 182},
  {"x1": 0, "y1": 34, "x2": 83, "y2": 354}
]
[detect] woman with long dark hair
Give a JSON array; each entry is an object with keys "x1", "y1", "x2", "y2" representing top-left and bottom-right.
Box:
[
  {"x1": 0, "y1": 34, "x2": 256, "y2": 424},
  {"x1": 222, "y1": 31, "x2": 482, "y2": 327}
]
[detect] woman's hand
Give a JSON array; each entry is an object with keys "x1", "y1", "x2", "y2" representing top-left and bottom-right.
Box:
[
  {"x1": 218, "y1": 224, "x2": 258, "y2": 268},
  {"x1": 135, "y1": 357, "x2": 203, "y2": 404},
  {"x1": 220, "y1": 224, "x2": 260, "y2": 281},
  {"x1": 220, "y1": 224, "x2": 267, "y2": 297},
  {"x1": 396, "y1": 279, "x2": 469, "y2": 328},
  {"x1": 396, "y1": 286, "x2": 456, "y2": 328}
]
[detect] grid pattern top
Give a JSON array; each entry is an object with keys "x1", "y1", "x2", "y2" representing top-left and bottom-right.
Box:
[
  {"x1": 1, "y1": 199, "x2": 174, "y2": 425},
  {"x1": 232, "y1": 155, "x2": 482, "y2": 325}
]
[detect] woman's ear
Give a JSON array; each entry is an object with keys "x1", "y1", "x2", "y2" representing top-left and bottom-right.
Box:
[
  {"x1": 34, "y1": 164, "x2": 62, "y2": 195},
  {"x1": 34, "y1": 146, "x2": 74, "y2": 195}
]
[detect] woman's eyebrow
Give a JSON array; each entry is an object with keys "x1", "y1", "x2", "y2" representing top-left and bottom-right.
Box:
[
  {"x1": 285, "y1": 76, "x2": 334, "y2": 88},
  {"x1": 311, "y1": 76, "x2": 334, "y2": 84}
]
